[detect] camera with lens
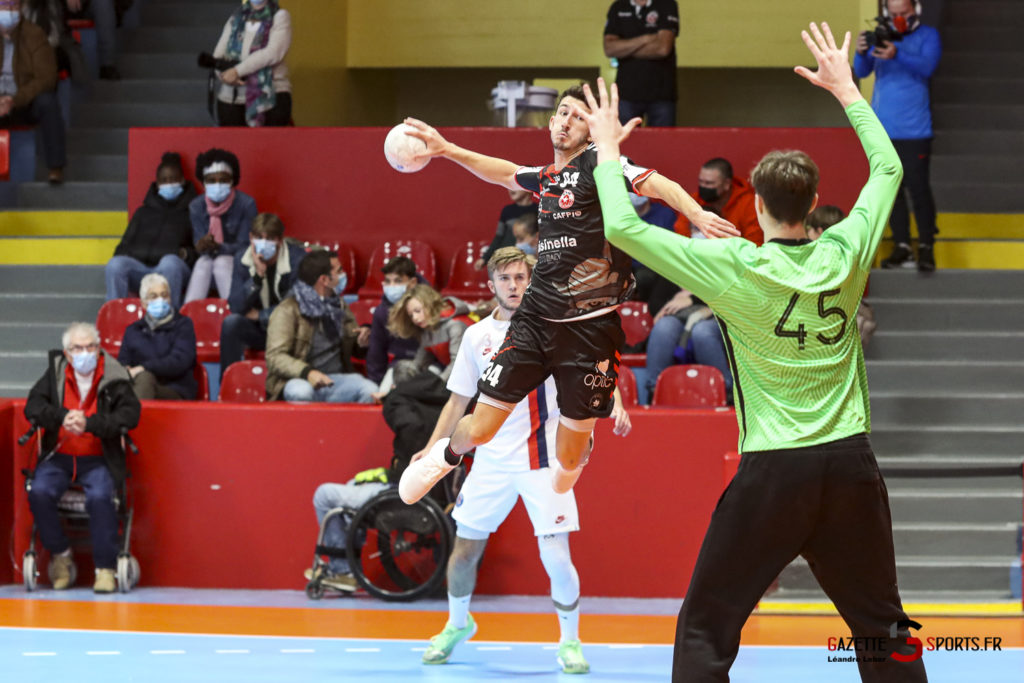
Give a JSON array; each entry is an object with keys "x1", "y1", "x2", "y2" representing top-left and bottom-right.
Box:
[
  {"x1": 197, "y1": 52, "x2": 240, "y2": 72},
  {"x1": 861, "y1": 15, "x2": 903, "y2": 49}
]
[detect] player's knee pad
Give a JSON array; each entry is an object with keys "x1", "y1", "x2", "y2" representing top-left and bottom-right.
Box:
[
  {"x1": 559, "y1": 415, "x2": 596, "y2": 433},
  {"x1": 537, "y1": 533, "x2": 579, "y2": 606}
]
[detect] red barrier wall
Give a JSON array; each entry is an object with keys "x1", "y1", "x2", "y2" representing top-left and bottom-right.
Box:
[
  {"x1": 3, "y1": 399, "x2": 737, "y2": 597},
  {"x1": 129, "y1": 127, "x2": 866, "y2": 286}
]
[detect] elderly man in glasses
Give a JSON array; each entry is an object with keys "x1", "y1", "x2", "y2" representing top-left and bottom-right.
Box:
[{"x1": 24, "y1": 322, "x2": 140, "y2": 593}]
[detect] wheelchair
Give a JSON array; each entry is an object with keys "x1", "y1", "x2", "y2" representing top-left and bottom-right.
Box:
[
  {"x1": 18, "y1": 424, "x2": 141, "y2": 594},
  {"x1": 305, "y1": 464, "x2": 466, "y2": 602}
]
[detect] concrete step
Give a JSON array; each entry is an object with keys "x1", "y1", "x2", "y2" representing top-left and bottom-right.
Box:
[
  {"x1": 119, "y1": 53, "x2": 207, "y2": 80},
  {"x1": 933, "y1": 130, "x2": 1024, "y2": 156},
  {"x1": 934, "y1": 104, "x2": 1024, "y2": 130},
  {"x1": 887, "y1": 488, "x2": 1023, "y2": 523},
  {"x1": 933, "y1": 77, "x2": 1024, "y2": 105},
  {"x1": 946, "y1": 0, "x2": 1024, "y2": 27},
  {"x1": 931, "y1": 155, "x2": 1024, "y2": 184},
  {"x1": 141, "y1": 1, "x2": 238, "y2": 28},
  {"x1": 0, "y1": 381, "x2": 33, "y2": 398},
  {"x1": 870, "y1": 393, "x2": 1024, "y2": 428},
  {"x1": 941, "y1": 28, "x2": 1024, "y2": 53},
  {"x1": 123, "y1": 25, "x2": 224, "y2": 55},
  {"x1": 0, "y1": 352, "x2": 50, "y2": 385},
  {"x1": 73, "y1": 102, "x2": 211, "y2": 128},
  {"x1": 0, "y1": 322, "x2": 68, "y2": 352},
  {"x1": 0, "y1": 293, "x2": 106, "y2": 322},
  {"x1": 871, "y1": 423, "x2": 1024, "y2": 456},
  {"x1": 868, "y1": 299, "x2": 1024, "y2": 332},
  {"x1": 865, "y1": 331, "x2": 1024, "y2": 362},
  {"x1": 90, "y1": 78, "x2": 210, "y2": 104},
  {"x1": 780, "y1": 555, "x2": 1018, "y2": 593},
  {"x1": 932, "y1": 181, "x2": 1024, "y2": 213},
  {"x1": 937, "y1": 52, "x2": 1024, "y2": 78},
  {"x1": 36, "y1": 154, "x2": 127, "y2": 183},
  {"x1": 17, "y1": 181, "x2": 127, "y2": 210},
  {"x1": 66, "y1": 128, "x2": 130, "y2": 156},
  {"x1": 892, "y1": 523, "x2": 1022, "y2": 557},
  {"x1": 866, "y1": 269, "x2": 1024, "y2": 298},
  {"x1": 0, "y1": 265, "x2": 106, "y2": 293}
]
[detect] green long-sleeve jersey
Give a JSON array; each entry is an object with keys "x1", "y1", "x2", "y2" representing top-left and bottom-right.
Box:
[{"x1": 595, "y1": 100, "x2": 902, "y2": 453}]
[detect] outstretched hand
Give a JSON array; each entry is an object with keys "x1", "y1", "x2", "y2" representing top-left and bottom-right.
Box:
[
  {"x1": 794, "y1": 22, "x2": 862, "y2": 107},
  {"x1": 567, "y1": 78, "x2": 643, "y2": 162},
  {"x1": 402, "y1": 117, "x2": 450, "y2": 161}
]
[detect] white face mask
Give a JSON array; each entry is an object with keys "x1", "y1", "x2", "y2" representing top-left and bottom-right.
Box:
[{"x1": 0, "y1": 10, "x2": 20, "y2": 31}]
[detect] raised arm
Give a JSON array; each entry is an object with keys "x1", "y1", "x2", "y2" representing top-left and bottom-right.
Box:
[
  {"x1": 403, "y1": 118, "x2": 521, "y2": 191},
  {"x1": 638, "y1": 173, "x2": 739, "y2": 239}
]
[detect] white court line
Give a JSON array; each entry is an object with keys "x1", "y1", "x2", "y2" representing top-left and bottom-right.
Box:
[
  {"x1": 215, "y1": 649, "x2": 250, "y2": 654},
  {"x1": 86, "y1": 651, "x2": 121, "y2": 656},
  {"x1": 150, "y1": 650, "x2": 186, "y2": 655},
  {"x1": 410, "y1": 647, "x2": 427, "y2": 652},
  {"x1": 280, "y1": 649, "x2": 315, "y2": 654},
  {"x1": 541, "y1": 645, "x2": 559, "y2": 650},
  {"x1": 344, "y1": 647, "x2": 381, "y2": 653},
  {"x1": 607, "y1": 644, "x2": 644, "y2": 649},
  {"x1": 22, "y1": 652, "x2": 57, "y2": 657},
  {"x1": 476, "y1": 646, "x2": 512, "y2": 651}
]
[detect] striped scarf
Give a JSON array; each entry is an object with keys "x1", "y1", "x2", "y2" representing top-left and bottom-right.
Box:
[{"x1": 225, "y1": 0, "x2": 279, "y2": 127}]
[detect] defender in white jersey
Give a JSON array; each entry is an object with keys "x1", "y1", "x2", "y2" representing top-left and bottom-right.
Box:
[{"x1": 413, "y1": 248, "x2": 631, "y2": 674}]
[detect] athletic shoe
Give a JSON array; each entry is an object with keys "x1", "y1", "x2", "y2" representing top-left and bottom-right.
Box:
[
  {"x1": 881, "y1": 244, "x2": 915, "y2": 269},
  {"x1": 399, "y1": 437, "x2": 458, "y2": 504},
  {"x1": 421, "y1": 614, "x2": 478, "y2": 664},
  {"x1": 93, "y1": 568, "x2": 117, "y2": 594},
  {"x1": 50, "y1": 553, "x2": 75, "y2": 590},
  {"x1": 557, "y1": 639, "x2": 590, "y2": 674},
  {"x1": 304, "y1": 567, "x2": 358, "y2": 592},
  {"x1": 917, "y1": 244, "x2": 936, "y2": 273}
]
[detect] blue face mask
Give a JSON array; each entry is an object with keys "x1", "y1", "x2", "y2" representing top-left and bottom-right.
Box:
[
  {"x1": 158, "y1": 183, "x2": 184, "y2": 201},
  {"x1": 383, "y1": 284, "x2": 407, "y2": 304},
  {"x1": 70, "y1": 351, "x2": 98, "y2": 375},
  {"x1": 334, "y1": 271, "x2": 348, "y2": 295},
  {"x1": 205, "y1": 182, "x2": 232, "y2": 204},
  {"x1": 515, "y1": 241, "x2": 537, "y2": 255},
  {"x1": 146, "y1": 297, "x2": 172, "y2": 320},
  {"x1": 253, "y1": 238, "x2": 278, "y2": 261},
  {"x1": 0, "y1": 11, "x2": 19, "y2": 31}
]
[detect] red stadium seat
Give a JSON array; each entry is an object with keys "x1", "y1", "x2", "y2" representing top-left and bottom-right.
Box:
[
  {"x1": 616, "y1": 364, "x2": 638, "y2": 409},
  {"x1": 96, "y1": 298, "x2": 144, "y2": 355},
  {"x1": 219, "y1": 360, "x2": 267, "y2": 403},
  {"x1": 193, "y1": 363, "x2": 209, "y2": 401},
  {"x1": 441, "y1": 240, "x2": 491, "y2": 300},
  {"x1": 348, "y1": 299, "x2": 378, "y2": 327},
  {"x1": 619, "y1": 300, "x2": 653, "y2": 367},
  {"x1": 180, "y1": 298, "x2": 230, "y2": 364},
  {"x1": 652, "y1": 364, "x2": 728, "y2": 408},
  {"x1": 0, "y1": 130, "x2": 9, "y2": 181},
  {"x1": 358, "y1": 240, "x2": 437, "y2": 299}
]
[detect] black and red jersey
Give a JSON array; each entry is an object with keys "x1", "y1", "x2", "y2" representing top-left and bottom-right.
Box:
[{"x1": 514, "y1": 145, "x2": 653, "y2": 320}]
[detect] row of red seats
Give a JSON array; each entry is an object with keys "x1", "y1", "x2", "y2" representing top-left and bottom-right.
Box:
[
  {"x1": 336, "y1": 239, "x2": 490, "y2": 299},
  {"x1": 617, "y1": 364, "x2": 728, "y2": 409}
]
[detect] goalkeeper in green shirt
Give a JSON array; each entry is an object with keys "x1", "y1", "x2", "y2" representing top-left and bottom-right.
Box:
[{"x1": 578, "y1": 23, "x2": 927, "y2": 683}]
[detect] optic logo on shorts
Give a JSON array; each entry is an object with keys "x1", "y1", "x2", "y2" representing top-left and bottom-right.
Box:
[
  {"x1": 538, "y1": 235, "x2": 578, "y2": 253},
  {"x1": 555, "y1": 515, "x2": 566, "y2": 525},
  {"x1": 583, "y1": 358, "x2": 615, "y2": 389},
  {"x1": 558, "y1": 189, "x2": 575, "y2": 209}
]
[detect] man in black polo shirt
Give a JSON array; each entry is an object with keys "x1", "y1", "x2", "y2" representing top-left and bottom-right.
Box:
[{"x1": 603, "y1": 0, "x2": 680, "y2": 127}]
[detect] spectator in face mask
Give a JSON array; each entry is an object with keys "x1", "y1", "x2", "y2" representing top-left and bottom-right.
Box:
[
  {"x1": 674, "y1": 157, "x2": 762, "y2": 244},
  {"x1": 219, "y1": 212, "x2": 306, "y2": 378},
  {"x1": 511, "y1": 212, "x2": 539, "y2": 255},
  {"x1": 365, "y1": 256, "x2": 420, "y2": 385},
  {"x1": 474, "y1": 188, "x2": 537, "y2": 270},
  {"x1": 118, "y1": 273, "x2": 198, "y2": 400},
  {"x1": 105, "y1": 153, "x2": 198, "y2": 310},
  {"x1": 185, "y1": 148, "x2": 257, "y2": 303},
  {"x1": 24, "y1": 321, "x2": 141, "y2": 593}
]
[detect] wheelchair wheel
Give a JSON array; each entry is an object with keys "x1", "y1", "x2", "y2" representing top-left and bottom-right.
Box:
[
  {"x1": 346, "y1": 489, "x2": 451, "y2": 602},
  {"x1": 305, "y1": 580, "x2": 325, "y2": 600},
  {"x1": 116, "y1": 554, "x2": 140, "y2": 593},
  {"x1": 23, "y1": 551, "x2": 37, "y2": 592}
]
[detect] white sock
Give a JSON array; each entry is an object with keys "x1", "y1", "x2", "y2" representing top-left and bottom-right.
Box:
[
  {"x1": 448, "y1": 593, "x2": 472, "y2": 629},
  {"x1": 556, "y1": 604, "x2": 580, "y2": 643}
]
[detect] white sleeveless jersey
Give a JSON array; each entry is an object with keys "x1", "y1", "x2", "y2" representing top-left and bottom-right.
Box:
[{"x1": 447, "y1": 310, "x2": 560, "y2": 473}]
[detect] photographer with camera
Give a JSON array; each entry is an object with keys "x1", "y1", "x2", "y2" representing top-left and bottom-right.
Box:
[
  {"x1": 854, "y1": 0, "x2": 941, "y2": 272},
  {"x1": 206, "y1": 0, "x2": 291, "y2": 127}
]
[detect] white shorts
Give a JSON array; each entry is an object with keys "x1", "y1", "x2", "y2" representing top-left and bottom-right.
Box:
[{"x1": 452, "y1": 464, "x2": 580, "y2": 539}]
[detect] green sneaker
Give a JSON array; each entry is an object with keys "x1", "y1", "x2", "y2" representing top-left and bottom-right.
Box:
[
  {"x1": 421, "y1": 614, "x2": 477, "y2": 665},
  {"x1": 557, "y1": 639, "x2": 590, "y2": 674}
]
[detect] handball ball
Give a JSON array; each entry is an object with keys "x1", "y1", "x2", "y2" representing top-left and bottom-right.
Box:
[{"x1": 384, "y1": 123, "x2": 429, "y2": 173}]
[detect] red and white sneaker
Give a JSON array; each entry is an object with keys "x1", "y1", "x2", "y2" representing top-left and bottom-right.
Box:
[{"x1": 399, "y1": 437, "x2": 458, "y2": 504}]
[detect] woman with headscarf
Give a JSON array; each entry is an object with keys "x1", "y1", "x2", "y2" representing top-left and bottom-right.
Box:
[{"x1": 211, "y1": 0, "x2": 292, "y2": 127}]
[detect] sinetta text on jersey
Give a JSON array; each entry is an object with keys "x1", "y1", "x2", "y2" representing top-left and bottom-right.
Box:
[{"x1": 538, "y1": 236, "x2": 579, "y2": 252}]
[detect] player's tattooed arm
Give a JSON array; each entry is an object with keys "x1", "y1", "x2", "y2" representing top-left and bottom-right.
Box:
[
  {"x1": 403, "y1": 117, "x2": 521, "y2": 190},
  {"x1": 639, "y1": 173, "x2": 740, "y2": 239}
]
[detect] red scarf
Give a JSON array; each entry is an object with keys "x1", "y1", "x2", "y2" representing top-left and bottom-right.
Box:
[
  {"x1": 59, "y1": 354, "x2": 105, "y2": 457},
  {"x1": 204, "y1": 189, "x2": 236, "y2": 244}
]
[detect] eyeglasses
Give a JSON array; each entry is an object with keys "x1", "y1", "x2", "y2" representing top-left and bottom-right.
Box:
[{"x1": 67, "y1": 343, "x2": 99, "y2": 354}]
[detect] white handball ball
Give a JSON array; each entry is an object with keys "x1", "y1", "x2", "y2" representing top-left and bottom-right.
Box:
[{"x1": 384, "y1": 123, "x2": 430, "y2": 173}]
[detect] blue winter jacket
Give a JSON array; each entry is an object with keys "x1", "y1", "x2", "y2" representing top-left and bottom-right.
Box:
[
  {"x1": 188, "y1": 190, "x2": 258, "y2": 257},
  {"x1": 853, "y1": 24, "x2": 942, "y2": 140},
  {"x1": 118, "y1": 314, "x2": 198, "y2": 399}
]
